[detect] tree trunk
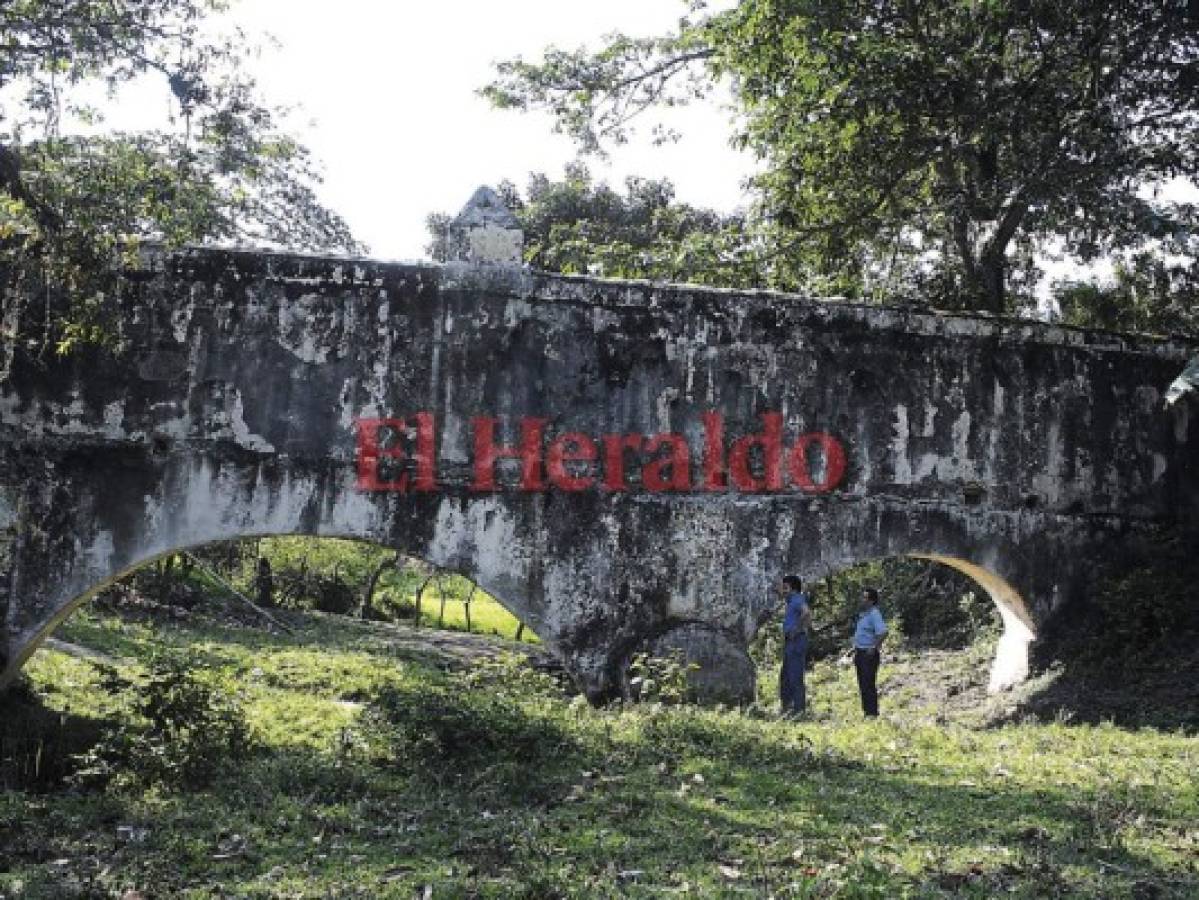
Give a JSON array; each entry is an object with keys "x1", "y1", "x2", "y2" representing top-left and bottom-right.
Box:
[
  {"x1": 463, "y1": 583, "x2": 476, "y2": 633},
  {"x1": 978, "y1": 251, "x2": 1006, "y2": 314},
  {"x1": 951, "y1": 199, "x2": 1021, "y2": 315},
  {"x1": 255, "y1": 557, "x2": 274, "y2": 608},
  {"x1": 360, "y1": 554, "x2": 398, "y2": 619}
]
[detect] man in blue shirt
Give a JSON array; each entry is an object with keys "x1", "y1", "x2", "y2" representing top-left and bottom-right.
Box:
[
  {"x1": 779, "y1": 574, "x2": 812, "y2": 716},
  {"x1": 853, "y1": 587, "x2": 888, "y2": 718}
]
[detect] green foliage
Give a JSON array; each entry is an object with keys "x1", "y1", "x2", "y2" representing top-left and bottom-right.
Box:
[
  {"x1": 428, "y1": 164, "x2": 768, "y2": 289},
  {"x1": 0, "y1": 0, "x2": 360, "y2": 354},
  {"x1": 1051, "y1": 530, "x2": 1199, "y2": 670},
  {"x1": 485, "y1": 0, "x2": 1199, "y2": 312},
  {"x1": 74, "y1": 653, "x2": 255, "y2": 790},
  {"x1": 459, "y1": 650, "x2": 565, "y2": 702},
  {"x1": 250, "y1": 538, "x2": 392, "y2": 591},
  {"x1": 483, "y1": 26, "x2": 715, "y2": 156},
  {"x1": 626, "y1": 649, "x2": 699, "y2": 705},
  {"x1": 356, "y1": 678, "x2": 575, "y2": 781},
  {"x1": 5, "y1": 602, "x2": 1198, "y2": 897},
  {"x1": 1055, "y1": 252, "x2": 1199, "y2": 335},
  {"x1": 213, "y1": 536, "x2": 400, "y2": 616},
  {"x1": 233, "y1": 537, "x2": 534, "y2": 639},
  {"x1": 875, "y1": 562, "x2": 999, "y2": 651}
]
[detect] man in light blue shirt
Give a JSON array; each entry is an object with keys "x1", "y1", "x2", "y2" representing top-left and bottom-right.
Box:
[
  {"x1": 853, "y1": 587, "x2": 887, "y2": 718},
  {"x1": 779, "y1": 574, "x2": 812, "y2": 716}
]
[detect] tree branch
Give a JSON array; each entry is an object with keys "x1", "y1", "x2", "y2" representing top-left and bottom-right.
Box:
[{"x1": 0, "y1": 143, "x2": 62, "y2": 233}]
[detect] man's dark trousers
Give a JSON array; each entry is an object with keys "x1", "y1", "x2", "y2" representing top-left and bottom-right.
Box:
[
  {"x1": 854, "y1": 647, "x2": 880, "y2": 717},
  {"x1": 780, "y1": 633, "x2": 808, "y2": 714}
]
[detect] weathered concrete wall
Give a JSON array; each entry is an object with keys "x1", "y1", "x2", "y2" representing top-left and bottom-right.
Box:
[{"x1": 2, "y1": 242, "x2": 1197, "y2": 702}]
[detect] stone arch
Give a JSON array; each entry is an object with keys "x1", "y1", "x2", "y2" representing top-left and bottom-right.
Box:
[
  {"x1": 709, "y1": 496, "x2": 1073, "y2": 706},
  {"x1": 793, "y1": 551, "x2": 1035, "y2": 694},
  {"x1": 8, "y1": 531, "x2": 547, "y2": 685},
  {"x1": 0, "y1": 452, "x2": 1110, "y2": 705},
  {"x1": 0, "y1": 449, "x2": 556, "y2": 690},
  {"x1": 2, "y1": 233, "x2": 1197, "y2": 702}
]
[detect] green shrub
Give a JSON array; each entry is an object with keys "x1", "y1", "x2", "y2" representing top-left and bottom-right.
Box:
[
  {"x1": 356, "y1": 664, "x2": 575, "y2": 780},
  {"x1": 626, "y1": 649, "x2": 698, "y2": 705},
  {"x1": 370, "y1": 592, "x2": 418, "y2": 621},
  {"x1": 305, "y1": 572, "x2": 358, "y2": 615},
  {"x1": 1050, "y1": 530, "x2": 1199, "y2": 670},
  {"x1": 74, "y1": 654, "x2": 256, "y2": 790},
  {"x1": 240, "y1": 747, "x2": 372, "y2": 802},
  {"x1": 459, "y1": 651, "x2": 565, "y2": 702}
]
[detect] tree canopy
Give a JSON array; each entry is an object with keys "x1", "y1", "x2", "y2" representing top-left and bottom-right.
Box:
[
  {"x1": 1054, "y1": 252, "x2": 1199, "y2": 334},
  {"x1": 484, "y1": 0, "x2": 1199, "y2": 319},
  {"x1": 0, "y1": 0, "x2": 359, "y2": 352},
  {"x1": 426, "y1": 165, "x2": 765, "y2": 288}
]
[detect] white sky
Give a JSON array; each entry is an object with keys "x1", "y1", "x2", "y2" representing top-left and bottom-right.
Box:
[
  {"x1": 49, "y1": 0, "x2": 1196, "y2": 281},
  {"x1": 68, "y1": 1, "x2": 750, "y2": 261},
  {"x1": 223, "y1": 0, "x2": 753, "y2": 260}
]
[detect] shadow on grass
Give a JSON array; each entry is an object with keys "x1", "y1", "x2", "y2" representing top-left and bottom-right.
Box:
[
  {"x1": 1007, "y1": 646, "x2": 1199, "y2": 734},
  {"x1": 70, "y1": 601, "x2": 518, "y2": 672},
  {"x1": 0, "y1": 681, "x2": 105, "y2": 792},
  {"x1": 1004, "y1": 527, "x2": 1199, "y2": 735},
  {"x1": 16, "y1": 599, "x2": 1192, "y2": 894},
  {"x1": 10, "y1": 735, "x2": 1188, "y2": 897},
  {"x1": 3, "y1": 678, "x2": 1195, "y2": 898},
  {"x1": 561, "y1": 765, "x2": 1195, "y2": 896},
  {"x1": 479, "y1": 727, "x2": 1194, "y2": 895}
]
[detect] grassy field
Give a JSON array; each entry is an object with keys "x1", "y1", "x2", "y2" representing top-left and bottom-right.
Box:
[
  {"x1": 408, "y1": 591, "x2": 535, "y2": 641},
  {"x1": 180, "y1": 538, "x2": 536, "y2": 643},
  {"x1": 1, "y1": 602, "x2": 1196, "y2": 898}
]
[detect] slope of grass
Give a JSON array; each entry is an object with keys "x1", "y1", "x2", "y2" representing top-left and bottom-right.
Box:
[
  {"x1": 1, "y1": 604, "x2": 1196, "y2": 899},
  {"x1": 194, "y1": 536, "x2": 539, "y2": 642}
]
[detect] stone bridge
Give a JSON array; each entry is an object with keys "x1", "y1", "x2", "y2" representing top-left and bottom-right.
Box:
[{"x1": 2, "y1": 193, "x2": 1197, "y2": 702}]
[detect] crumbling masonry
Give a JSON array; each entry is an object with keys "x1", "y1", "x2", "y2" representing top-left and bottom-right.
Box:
[{"x1": 2, "y1": 189, "x2": 1197, "y2": 702}]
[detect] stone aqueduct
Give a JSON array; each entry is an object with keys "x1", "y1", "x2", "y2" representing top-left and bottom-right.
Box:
[{"x1": 1, "y1": 191, "x2": 1197, "y2": 701}]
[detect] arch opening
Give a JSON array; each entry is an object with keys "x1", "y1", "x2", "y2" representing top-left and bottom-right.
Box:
[
  {"x1": 909, "y1": 553, "x2": 1036, "y2": 693},
  {"x1": 755, "y1": 552, "x2": 1036, "y2": 703},
  {"x1": 7, "y1": 532, "x2": 543, "y2": 690}
]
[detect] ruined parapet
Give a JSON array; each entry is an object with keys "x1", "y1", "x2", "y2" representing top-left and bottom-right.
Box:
[{"x1": 445, "y1": 185, "x2": 523, "y2": 265}]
